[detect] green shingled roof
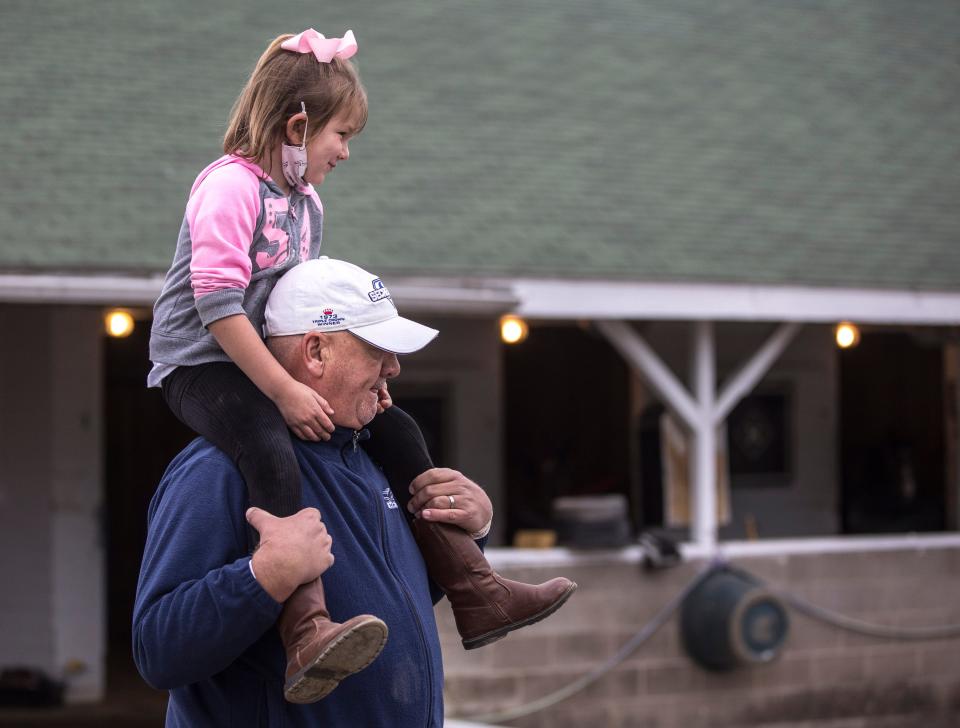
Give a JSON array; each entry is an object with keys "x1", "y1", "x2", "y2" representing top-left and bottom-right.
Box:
[{"x1": 2, "y1": 0, "x2": 959, "y2": 290}]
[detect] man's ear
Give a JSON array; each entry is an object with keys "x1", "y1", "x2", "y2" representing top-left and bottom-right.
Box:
[
  {"x1": 301, "y1": 331, "x2": 329, "y2": 376},
  {"x1": 285, "y1": 112, "x2": 308, "y2": 146}
]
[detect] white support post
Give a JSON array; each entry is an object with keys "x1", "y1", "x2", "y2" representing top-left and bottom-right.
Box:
[
  {"x1": 691, "y1": 322, "x2": 717, "y2": 550},
  {"x1": 714, "y1": 323, "x2": 802, "y2": 425},
  {"x1": 598, "y1": 318, "x2": 800, "y2": 551}
]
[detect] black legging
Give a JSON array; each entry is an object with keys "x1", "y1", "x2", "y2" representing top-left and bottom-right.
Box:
[
  {"x1": 161, "y1": 362, "x2": 302, "y2": 524},
  {"x1": 161, "y1": 362, "x2": 434, "y2": 537},
  {"x1": 363, "y1": 406, "x2": 435, "y2": 525}
]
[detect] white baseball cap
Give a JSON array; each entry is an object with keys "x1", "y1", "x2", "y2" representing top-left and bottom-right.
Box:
[{"x1": 264, "y1": 257, "x2": 439, "y2": 353}]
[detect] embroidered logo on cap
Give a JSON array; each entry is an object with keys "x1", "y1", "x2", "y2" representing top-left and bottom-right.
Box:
[
  {"x1": 312, "y1": 308, "x2": 345, "y2": 327},
  {"x1": 368, "y1": 278, "x2": 391, "y2": 302}
]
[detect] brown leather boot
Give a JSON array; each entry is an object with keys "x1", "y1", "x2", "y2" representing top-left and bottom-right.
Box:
[
  {"x1": 413, "y1": 520, "x2": 577, "y2": 649},
  {"x1": 278, "y1": 578, "x2": 389, "y2": 703}
]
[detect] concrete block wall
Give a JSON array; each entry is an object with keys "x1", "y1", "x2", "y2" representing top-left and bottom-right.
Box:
[{"x1": 438, "y1": 545, "x2": 960, "y2": 727}]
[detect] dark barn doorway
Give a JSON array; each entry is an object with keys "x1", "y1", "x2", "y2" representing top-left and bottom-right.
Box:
[
  {"x1": 503, "y1": 324, "x2": 631, "y2": 541},
  {"x1": 103, "y1": 322, "x2": 194, "y2": 680},
  {"x1": 840, "y1": 330, "x2": 946, "y2": 534}
]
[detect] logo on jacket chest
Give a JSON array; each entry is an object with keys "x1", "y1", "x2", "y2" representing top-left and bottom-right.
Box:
[{"x1": 381, "y1": 487, "x2": 399, "y2": 510}]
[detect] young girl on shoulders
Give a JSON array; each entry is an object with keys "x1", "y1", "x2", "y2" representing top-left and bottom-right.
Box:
[{"x1": 148, "y1": 27, "x2": 575, "y2": 706}]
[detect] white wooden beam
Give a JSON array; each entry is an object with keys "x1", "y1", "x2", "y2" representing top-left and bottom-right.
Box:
[
  {"x1": 714, "y1": 322, "x2": 802, "y2": 425},
  {"x1": 595, "y1": 320, "x2": 700, "y2": 431},
  {"x1": 8, "y1": 272, "x2": 960, "y2": 325}
]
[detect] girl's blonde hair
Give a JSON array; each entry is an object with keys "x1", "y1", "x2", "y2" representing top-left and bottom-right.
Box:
[{"x1": 223, "y1": 34, "x2": 368, "y2": 165}]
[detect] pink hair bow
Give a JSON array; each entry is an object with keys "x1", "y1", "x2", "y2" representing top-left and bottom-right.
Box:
[{"x1": 281, "y1": 28, "x2": 358, "y2": 62}]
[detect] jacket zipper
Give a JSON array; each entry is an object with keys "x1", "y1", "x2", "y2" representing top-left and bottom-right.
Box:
[
  {"x1": 372, "y1": 463, "x2": 435, "y2": 726},
  {"x1": 342, "y1": 436, "x2": 436, "y2": 726}
]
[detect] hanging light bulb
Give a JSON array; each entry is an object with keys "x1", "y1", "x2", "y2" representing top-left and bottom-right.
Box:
[
  {"x1": 105, "y1": 309, "x2": 135, "y2": 338},
  {"x1": 500, "y1": 315, "x2": 529, "y2": 344},
  {"x1": 835, "y1": 322, "x2": 860, "y2": 349}
]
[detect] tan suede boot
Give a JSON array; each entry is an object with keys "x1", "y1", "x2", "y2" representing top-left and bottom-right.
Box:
[
  {"x1": 278, "y1": 578, "x2": 389, "y2": 703},
  {"x1": 413, "y1": 520, "x2": 577, "y2": 649}
]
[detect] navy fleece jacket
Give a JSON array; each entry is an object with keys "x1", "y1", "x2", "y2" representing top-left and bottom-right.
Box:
[{"x1": 133, "y1": 428, "x2": 448, "y2": 727}]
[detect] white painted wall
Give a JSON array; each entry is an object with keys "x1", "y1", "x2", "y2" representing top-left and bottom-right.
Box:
[{"x1": 0, "y1": 304, "x2": 105, "y2": 702}]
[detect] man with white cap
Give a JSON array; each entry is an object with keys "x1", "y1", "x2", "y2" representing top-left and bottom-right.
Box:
[{"x1": 133, "y1": 257, "x2": 574, "y2": 727}]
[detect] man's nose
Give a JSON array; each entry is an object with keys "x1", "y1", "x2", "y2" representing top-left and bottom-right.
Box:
[{"x1": 383, "y1": 353, "x2": 400, "y2": 378}]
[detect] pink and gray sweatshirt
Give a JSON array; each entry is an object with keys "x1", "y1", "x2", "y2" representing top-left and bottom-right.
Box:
[{"x1": 148, "y1": 156, "x2": 324, "y2": 387}]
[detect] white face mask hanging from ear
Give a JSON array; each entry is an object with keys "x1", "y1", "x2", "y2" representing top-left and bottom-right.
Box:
[{"x1": 281, "y1": 102, "x2": 309, "y2": 189}]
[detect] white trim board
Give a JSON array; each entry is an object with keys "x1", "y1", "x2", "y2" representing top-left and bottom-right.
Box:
[
  {"x1": 0, "y1": 273, "x2": 518, "y2": 315},
  {"x1": 3, "y1": 272, "x2": 960, "y2": 324},
  {"x1": 0, "y1": 273, "x2": 166, "y2": 305},
  {"x1": 484, "y1": 533, "x2": 960, "y2": 569},
  {"x1": 508, "y1": 278, "x2": 960, "y2": 324}
]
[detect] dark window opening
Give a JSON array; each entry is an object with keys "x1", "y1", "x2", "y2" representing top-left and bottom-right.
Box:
[
  {"x1": 728, "y1": 388, "x2": 792, "y2": 488},
  {"x1": 503, "y1": 324, "x2": 631, "y2": 542}
]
